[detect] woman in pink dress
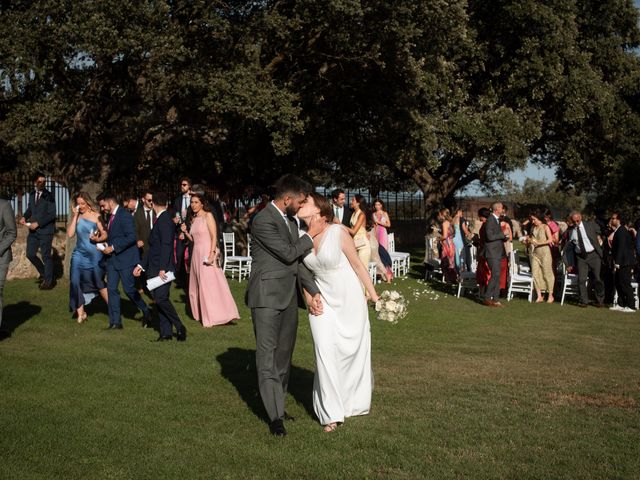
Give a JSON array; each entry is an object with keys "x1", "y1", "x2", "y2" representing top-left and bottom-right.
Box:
[
  {"x1": 181, "y1": 193, "x2": 239, "y2": 326},
  {"x1": 438, "y1": 208, "x2": 457, "y2": 283},
  {"x1": 372, "y1": 199, "x2": 393, "y2": 281}
]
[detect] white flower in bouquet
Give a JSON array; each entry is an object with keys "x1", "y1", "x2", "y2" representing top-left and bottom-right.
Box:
[{"x1": 375, "y1": 290, "x2": 408, "y2": 324}]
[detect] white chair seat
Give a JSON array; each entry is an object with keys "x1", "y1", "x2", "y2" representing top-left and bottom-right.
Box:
[{"x1": 223, "y1": 232, "x2": 252, "y2": 280}]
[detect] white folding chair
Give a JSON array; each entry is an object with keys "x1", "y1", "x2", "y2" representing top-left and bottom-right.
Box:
[
  {"x1": 368, "y1": 261, "x2": 378, "y2": 284},
  {"x1": 612, "y1": 281, "x2": 639, "y2": 310},
  {"x1": 223, "y1": 232, "x2": 252, "y2": 280},
  {"x1": 388, "y1": 232, "x2": 411, "y2": 277},
  {"x1": 559, "y1": 262, "x2": 580, "y2": 306},
  {"x1": 424, "y1": 235, "x2": 443, "y2": 281},
  {"x1": 457, "y1": 245, "x2": 478, "y2": 298},
  {"x1": 507, "y1": 250, "x2": 533, "y2": 301}
]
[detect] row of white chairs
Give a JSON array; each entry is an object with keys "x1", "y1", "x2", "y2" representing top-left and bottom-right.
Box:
[{"x1": 221, "y1": 231, "x2": 413, "y2": 284}]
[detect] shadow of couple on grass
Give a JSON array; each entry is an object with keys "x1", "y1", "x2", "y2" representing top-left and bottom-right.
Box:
[
  {"x1": 216, "y1": 347, "x2": 316, "y2": 424},
  {"x1": 0, "y1": 301, "x2": 42, "y2": 341}
]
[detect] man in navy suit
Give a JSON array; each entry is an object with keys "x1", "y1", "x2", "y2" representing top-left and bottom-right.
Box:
[
  {"x1": 134, "y1": 192, "x2": 186, "y2": 341},
  {"x1": 95, "y1": 192, "x2": 151, "y2": 329},
  {"x1": 19, "y1": 173, "x2": 56, "y2": 289}
]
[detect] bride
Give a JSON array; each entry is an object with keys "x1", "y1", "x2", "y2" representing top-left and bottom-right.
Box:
[{"x1": 297, "y1": 192, "x2": 379, "y2": 432}]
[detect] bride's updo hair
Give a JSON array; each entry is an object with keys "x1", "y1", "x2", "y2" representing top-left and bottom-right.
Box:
[{"x1": 308, "y1": 192, "x2": 334, "y2": 222}]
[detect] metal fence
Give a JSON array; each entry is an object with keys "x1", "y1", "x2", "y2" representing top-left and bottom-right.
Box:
[
  {"x1": 1, "y1": 174, "x2": 70, "y2": 222},
  {"x1": 1, "y1": 174, "x2": 428, "y2": 223}
]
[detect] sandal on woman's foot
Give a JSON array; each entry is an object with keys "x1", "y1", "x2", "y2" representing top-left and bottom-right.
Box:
[{"x1": 323, "y1": 423, "x2": 338, "y2": 433}]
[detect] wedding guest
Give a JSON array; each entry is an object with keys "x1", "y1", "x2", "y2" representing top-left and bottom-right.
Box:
[
  {"x1": 172, "y1": 176, "x2": 192, "y2": 288},
  {"x1": 499, "y1": 213, "x2": 513, "y2": 296},
  {"x1": 67, "y1": 192, "x2": 109, "y2": 323},
  {"x1": 482, "y1": 202, "x2": 508, "y2": 307},
  {"x1": 19, "y1": 172, "x2": 56, "y2": 289},
  {"x1": 133, "y1": 190, "x2": 155, "y2": 259},
  {"x1": 134, "y1": 191, "x2": 186, "y2": 341},
  {"x1": 452, "y1": 208, "x2": 465, "y2": 270},
  {"x1": 475, "y1": 208, "x2": 491, "y2": 299},
  {"x1": 372, "y1": 199, "x2": 393, "y2": 281},
  {"x1": 459, "y1": 210, "x2": 473, "y2": 271},
  {"x1": 609, "y1": 212, "x2": 636, "y2": 312},
  {"x1": 331, "y1": 188, "x2": 352, "y2": 227},
  {"x1": 124, "y1": 193, "x2": 140, "y2": 215},
  {"x1": 0, "y1": 198, "x2": 17, "y2": 337},
  {"x1": 246, "y1": 194, "x2": 270, "y2": 232},
  {"x1": 181, "y1": 193, "x2": 239, "y2": 326},
  {"x1": 347, "y1": 194, "x2": 371, "y2": 269},
  {"x1": 437, "y1": 208, "x2": 457, "y2": 282},
  {"x1": 95, "y1": 192, "x2": 152, "y2": 329},
  {"x1": 524, "y1": 210, "x2": 555, "y2": 303},
  {"x1": 569, "y1": 211, "x2": 605, "y2": 308}
]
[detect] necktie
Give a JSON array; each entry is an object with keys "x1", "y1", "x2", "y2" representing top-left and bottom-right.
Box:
[
  {"x1": 334, "y1": 206, "x2": 339, "y2": 219},
  {"x1": 35, "y1": 191, "x2": 41, "y2": 204},
  {"x1": 108, "y1": 214, "x2": 115, "y2": 231},
  {"x1": 577, "y1": 225, "x2": 587, "y2": 254},
  {"x1": 146, "y1": 209, "x2": 151, "y2": 228}
]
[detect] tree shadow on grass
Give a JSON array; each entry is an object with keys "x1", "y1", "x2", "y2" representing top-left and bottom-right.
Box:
[
  {"x1": 216, "y1": 347, "x2": 316, "y2": 423},
  {"x1": 1, "y1": 301, "x2": 42, "y2": 341}
]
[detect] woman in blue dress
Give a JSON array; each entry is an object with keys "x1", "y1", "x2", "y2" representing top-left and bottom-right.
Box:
[{"x1": 67, "y1": 192, "x2": 108, "y2": 323}]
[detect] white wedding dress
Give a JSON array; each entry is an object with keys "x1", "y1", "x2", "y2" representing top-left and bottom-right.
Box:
[{"x1": 303, "y1": 224, "x2": 373, "y2": 425}]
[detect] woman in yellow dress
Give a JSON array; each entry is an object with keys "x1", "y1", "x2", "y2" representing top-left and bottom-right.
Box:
[
  {"x1": 347, "y1": 194, "x2": 371, "y2": 269},
  {"x1": 525, "y1": 210, "x2": 555, "y2": 303}
]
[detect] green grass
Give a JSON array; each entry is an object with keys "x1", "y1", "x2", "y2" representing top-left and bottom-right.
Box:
[{"x1": 1, "y1": 266, "x2": 639, "y2": 479}]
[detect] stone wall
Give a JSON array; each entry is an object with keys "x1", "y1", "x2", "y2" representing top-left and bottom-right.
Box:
[{"x1": 7, "y1": 224, "x2": 67, "y2": 281}]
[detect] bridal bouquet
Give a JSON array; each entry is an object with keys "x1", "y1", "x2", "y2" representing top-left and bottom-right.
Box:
[{"x1": 375, "y1": 290, "x2": 408, "y2": 324}]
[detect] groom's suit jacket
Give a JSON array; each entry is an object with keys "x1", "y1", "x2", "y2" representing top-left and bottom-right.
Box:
[{"x1": 246, "y1": 203, "x2": 320, "y2": 310}]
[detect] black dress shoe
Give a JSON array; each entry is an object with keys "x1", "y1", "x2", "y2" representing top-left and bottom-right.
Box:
[
  {"x1": 156, "y1": 335, "x2": 172, "y2": 341},
  {"x1": 39, "y1": 281, "x2": 55, "y2": 290},
  {"x1": 142, "y1": 311, "x2": 152, "y2": 328},
  {"x1": 269, "y1": 419, "x2": 286, "y2": 437},
  {"x1": 283, "y1": 412, "x2": 295, "y2": 421},
  {"x1": 175, "y1": 327, "x2": 187, "y2": 342},
  {"x1": 578, "y1": 303, "x2": 588, "y2": 308},
  {"x1": 109, "y1": 324, "x2": 123, "y2": 330}
]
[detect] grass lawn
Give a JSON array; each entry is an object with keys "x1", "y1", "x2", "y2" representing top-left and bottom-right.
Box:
[{"x1": 1, "y1": 263, "x2": 639, "y2": 479}]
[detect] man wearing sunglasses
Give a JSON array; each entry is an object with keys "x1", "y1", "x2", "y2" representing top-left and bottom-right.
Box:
[{"x1": 172, "y1": 177, "x2": 192, "y2": 289}]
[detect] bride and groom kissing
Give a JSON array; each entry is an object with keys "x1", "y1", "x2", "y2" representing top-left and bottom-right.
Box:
[{"x1": 245, "y1": 175, "x2": 380, "y2": 436}]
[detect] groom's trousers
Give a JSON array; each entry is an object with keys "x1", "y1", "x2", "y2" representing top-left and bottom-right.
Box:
[{"x1": 252, "y1": 295, "x2": 299, "y2": 422}]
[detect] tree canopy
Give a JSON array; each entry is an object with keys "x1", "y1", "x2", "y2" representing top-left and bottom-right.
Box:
[{"x1": 1, "y1": 0, "x2": 639, "y2": 211}]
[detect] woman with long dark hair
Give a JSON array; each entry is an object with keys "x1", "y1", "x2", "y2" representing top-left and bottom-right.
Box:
[
  {"x1": 181, "y1": 193, "x2": 239, "y2": 326},
  {"x1": 347, "y1": 194, "x2": 371, "y2": 269}
]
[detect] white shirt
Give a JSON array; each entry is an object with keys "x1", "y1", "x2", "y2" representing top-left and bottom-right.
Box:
[
  {"x1": 144, "y1": 207, "x2": 154, "y2": 229},
  {"x1": 333, "y1": 204, "x2": 344, "y2": 222},
  {"x1": 571, "y1": 222, "x2": 595, "y2": 254}
]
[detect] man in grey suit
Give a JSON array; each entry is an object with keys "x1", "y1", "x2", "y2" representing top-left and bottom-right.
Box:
[
  {"x1": 569, "y1": 211, "x2": 605, "y2": 307},
  {"x1": 0, "y1": 199, "x2": 17, "y2": 334},
  {"x1": 482, "y1": 202, "x2": 507, "y2": 307},
  {"x1": 246, "y1": 175, "x2": 323, "y2": 437}
]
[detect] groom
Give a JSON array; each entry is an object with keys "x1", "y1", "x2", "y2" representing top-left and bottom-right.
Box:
[{"x1": 246, "y1": 175, "x2": 323, "y2": 437}]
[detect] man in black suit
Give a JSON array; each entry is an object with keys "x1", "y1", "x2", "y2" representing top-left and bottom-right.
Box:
[
  {"x1": 19, "y1": 172, "x2": 56, "y2": 289},
  {"x1": 134, "y1": 192, "x2": 186, "y2": 341},
  {"x1": 569, "y1": 211, "x2": 605, "y2": 308},
  {"x1": 172, "y1": 177, "x2": 192, "y2": 288},
  {"x1": 331, "y1": 188, "x2": 352, "y2": 227},
  {"x1": 482, "y1": 202, "x2": 507, "y2": 307},
  {"x1": 609, "y1": 212, "x2": 636, "y2": 312}
]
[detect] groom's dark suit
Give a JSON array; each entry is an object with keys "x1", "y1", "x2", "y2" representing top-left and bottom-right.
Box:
[{"x1": 246, "y1": 202, "x2": 320, "y2": 424}]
